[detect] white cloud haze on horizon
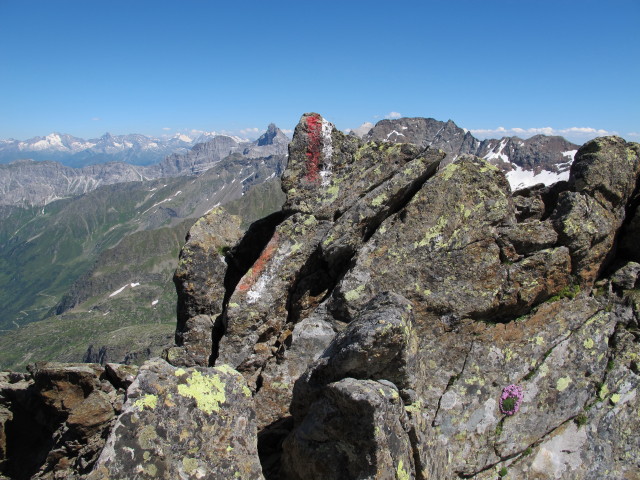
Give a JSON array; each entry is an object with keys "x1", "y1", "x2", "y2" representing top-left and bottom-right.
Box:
[{"x1": 468, "y1": 125, "x2": 619, "y2": 143}]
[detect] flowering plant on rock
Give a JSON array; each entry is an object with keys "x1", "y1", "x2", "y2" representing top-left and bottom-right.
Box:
[{"x1": 499, "y1": 384, "x2": 524, "y2": 415}]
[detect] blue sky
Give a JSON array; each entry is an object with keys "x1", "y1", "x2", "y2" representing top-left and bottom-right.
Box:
[{"x1": 0, "y1": 0, "x2": 638, "y2": 144}]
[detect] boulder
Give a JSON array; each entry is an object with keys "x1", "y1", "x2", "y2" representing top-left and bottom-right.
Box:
[
  {"x1": 163, "y1": 115, "x2": 640, "y2": 479},
  {"x1": 282, "y1": 378, "x2": 415, "y2": 480},
  {"x1": 88, "y1": 359, "x2": 263, "y2": 480},
  {"x1": 331, "y1": 156, "x2": 570, "y2": 322},
  {"x1": 552, "y1": 136, "x2": 640, "y2": 285}
]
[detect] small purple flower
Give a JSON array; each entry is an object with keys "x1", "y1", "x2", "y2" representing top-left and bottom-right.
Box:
[{"x1": 500, "y1": 384, "x2": 524, "y2": 416}]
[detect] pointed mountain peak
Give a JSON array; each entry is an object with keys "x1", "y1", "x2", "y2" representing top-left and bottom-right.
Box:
[{"x1": 256, "y1": 123, "x2": 287, "y2": 146}]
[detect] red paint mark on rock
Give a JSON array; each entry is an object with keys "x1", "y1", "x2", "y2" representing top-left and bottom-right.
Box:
[
  {"x1": 304, "y1": 114, "x2": 322, "y2": 182},
  {"x1": 236, "y1": 233, "x2": 280, "y2": 293}
]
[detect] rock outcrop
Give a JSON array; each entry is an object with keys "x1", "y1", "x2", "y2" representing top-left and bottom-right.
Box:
[
  {"x1": 1, "y1": 113, "x2": 639, "y2": 479},
  {"x1": 168, "y1": 115, "x2": 639, "y2": 479}
]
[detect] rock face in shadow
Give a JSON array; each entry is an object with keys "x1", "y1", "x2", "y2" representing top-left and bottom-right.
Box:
[
  {"x1": 1, "y1": 115, "x2": 639, "y2": 480},
  {"x1": 0, "y1": 363, "x2": 133, "y2": 479}
]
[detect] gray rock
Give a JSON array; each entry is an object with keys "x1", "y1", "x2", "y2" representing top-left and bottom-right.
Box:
[
  {"x1": 282, "y1": 378, "x2": 415, "y2": 480},
  {"x1": 610, "y1": 261, "x2": 640, "y2": 290},
  {"x1": 88, "y1": 359, "x2": 264, "y2": 480}
]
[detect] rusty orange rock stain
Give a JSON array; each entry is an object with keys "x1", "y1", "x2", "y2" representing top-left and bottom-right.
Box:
[{"x1": 237, "y1": 233, "x2": 280, "y2": 293}]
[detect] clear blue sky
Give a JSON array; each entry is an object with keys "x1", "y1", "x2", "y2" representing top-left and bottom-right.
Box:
[{"x1": 1, "y1": 0, "x2": 638, "y2": 144}]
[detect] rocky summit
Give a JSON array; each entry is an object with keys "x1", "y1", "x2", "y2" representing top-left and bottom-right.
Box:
[{"x1": 2, "y1": 113, "x2": 640, "y2": 479}]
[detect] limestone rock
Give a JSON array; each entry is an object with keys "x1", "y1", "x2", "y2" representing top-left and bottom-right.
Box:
[{"x1": 88, "y1": 358, "x2": 263, "y2": 480}]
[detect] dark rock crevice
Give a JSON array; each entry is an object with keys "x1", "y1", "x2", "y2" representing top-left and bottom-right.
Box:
[
  {"x1": 257, "y1": 416, "x2": 294, "y2": 480},
  {"x1": 431, "y1": 340, "x2": 474, "y2": 426},
  {"x1": 209, "y1": 209, "x2": 293, "y2": 365}
]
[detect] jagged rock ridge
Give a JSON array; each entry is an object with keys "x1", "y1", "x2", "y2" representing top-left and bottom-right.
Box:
[
  {"x1": 364, "y1": 117, "x2": 579, "y2": 190},
  {"x1": 2, "y1": 113, "x2": 639, "y2": 479}
]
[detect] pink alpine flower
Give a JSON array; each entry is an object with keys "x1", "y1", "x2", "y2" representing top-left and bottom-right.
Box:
[{"x1": 500, "y1": 384, "x2": 524, "y2": 416}]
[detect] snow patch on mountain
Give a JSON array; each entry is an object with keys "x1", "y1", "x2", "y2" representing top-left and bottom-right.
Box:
[{"x1": 506, "y1": 165, "x2": 570, "y2": 191}]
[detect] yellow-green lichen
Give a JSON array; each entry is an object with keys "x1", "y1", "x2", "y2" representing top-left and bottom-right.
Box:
[
  {"x1": 396, "y1": 460, "x2": 410, "y2": 480},
  {"x1": 345, "y1": 284, "x2": 366, "y2": 302},
  {"x1": 610, "y1": 393, "x2": 621, "y2": 404},
  {"x1": 144, "y1": 464, "x2": 158, "y2": 476},
  {"x1": 504, "y1": 348, "x2": 513, "y2": 363},
  {"x1": 174, "y1": 368, "x2": 186, "y2": 377},
  {"x1": 479, "y1": 163, "x2": 499, "y2": 173},
  {"x1": 535, "y1": 336, "x2": 545, "y2": 346},
  {"x1": 214, "y1": 364, "x2": 236, "y2": 375},
  {"x1": 440, "y1": 163, "x2": 459, "y2": 181},
  {"x1": 556, "y1": 377, "x2": 572, "y2": 392},
  {"x1": 538, "y1": 363, "x2": 550, "y2": 378},
  {"x1": 138, "y1": 425, "x2": 158, "y2": 450},
  {"x1": 229, "y1": 302, "x2": 240, "y2": 308},
  {"x1": 371, "y1": 193, "x2": 387, "y2": 207},
  {"x1": 583, "y1": 338, "x2": 595, "y2": 349},
  {"x1": 599, "y1": 384, "x2": 609, "y2": 400},
  {"x1": 134, "y1": 394, "x2": 158, "y2": 411},
  {"x1": 405, "y1": 400, "x2": 423, "y2": 414},
  {"x1": 242, "y1": 385, "x2": 252, "y2": 397},
  {"x1": 415, "y1": 216, "x2": 447, "y2": 248},
  {"x1": 177, "y1": 371, "x2": 226, "y2": 414},
  {"x1": 183, "y1": 457, "x2": 199, "y2": 474},
  {"x1": 326, "y1": 185, "x2": 339, "y2": 200}
]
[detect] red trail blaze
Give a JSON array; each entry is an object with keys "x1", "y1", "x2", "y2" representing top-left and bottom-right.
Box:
[
  {"x1": 236, "y1": 233, "x2": 280, "y2": 293},
  {"x1": 304, "y1": 115, "x2": 322, "y2": 183}
]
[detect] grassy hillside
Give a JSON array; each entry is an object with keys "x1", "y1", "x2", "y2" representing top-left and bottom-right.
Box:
[{"x1": 0, "y1": 177, "x2": 285, "y2": 370}]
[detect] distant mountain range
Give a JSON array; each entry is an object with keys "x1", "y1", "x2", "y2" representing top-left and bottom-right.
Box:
[
  {"x1": 0, "y1": 130, "x2": 236, "y2": 167},
  {"x1": 363, "y1": 117, "x2": 579, "y2": 191},
  {"x1": 0, "y1": 124, "x2": 290, "y2": 207}
]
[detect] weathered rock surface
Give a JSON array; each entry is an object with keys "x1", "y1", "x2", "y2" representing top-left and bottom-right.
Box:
[
  {"x1": 552, "y1": 136, "x2": 640, "y2": 285},
  {"x1": 88, "y1": 359, "x2": 263, "y2": 480},
  {"x1": 283, "y1": 378, "x2": 415, "y2": 480}
]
